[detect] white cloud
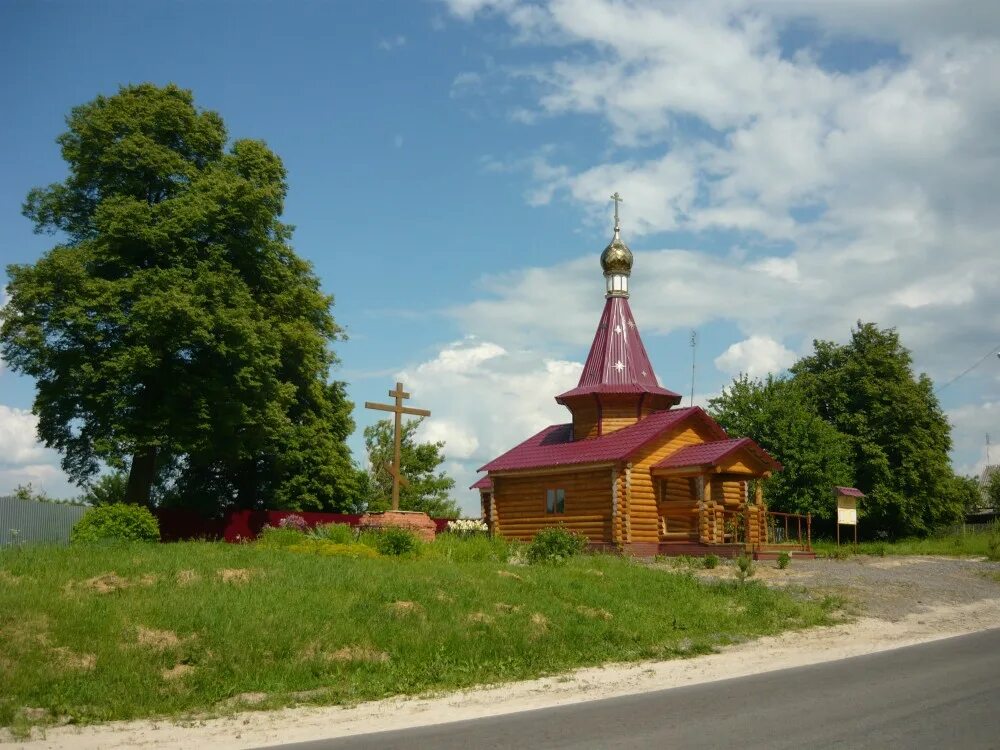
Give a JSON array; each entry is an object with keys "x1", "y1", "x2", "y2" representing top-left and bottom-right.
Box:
[
  {"x1": 714, "y1": 336, "x2": 797, "y2": 379},
  {"x1": 397, "y1": 338, "x2": 582, "y2": 511},
  {"x1": 377, "y1": 34, "x2": 407, "y2": 51},
  {"x1": 440, "y1": 0, "x2": 1000, "y2": 474},
  {"x1": 0, "y1": 404, "x2": 71, "y2": 497}
]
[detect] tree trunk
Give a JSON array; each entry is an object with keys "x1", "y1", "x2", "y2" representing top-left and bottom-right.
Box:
[
  {"x1": 236, "y1": 459, "x2": 258, "y2": 508},
  {"x1": 124, "y1": 446, "x2": 158, "y2": 506}
]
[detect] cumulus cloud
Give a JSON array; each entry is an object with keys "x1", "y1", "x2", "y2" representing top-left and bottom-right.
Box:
[
  {"x1": 714, "y1": 336, "x2": 797, "y2": 379},
  {"x1": 0, "y1": 404, "x2": 69, "y2": 496},
  {"x1": 396, "y1": 337, "x2": 582, "y2": 509},
  {"x1": 439, "y1": 0, "x2": 1000, "y2": 476}
]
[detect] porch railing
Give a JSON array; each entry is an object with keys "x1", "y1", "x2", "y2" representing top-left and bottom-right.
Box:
[
  {"x1": 761, "y1": 510, "x2": 812, "y2": 551},
  {"x1": 697, "y1": 503, "x2": 811, "y2": 551}
]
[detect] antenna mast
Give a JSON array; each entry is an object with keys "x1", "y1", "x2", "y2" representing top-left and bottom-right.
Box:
[
  {"x1": 689, "y1": 330, "x2": 697, "y2": 407},
  {"x1": 988, "y1": 433, "x2": 992, "y2": 467}
]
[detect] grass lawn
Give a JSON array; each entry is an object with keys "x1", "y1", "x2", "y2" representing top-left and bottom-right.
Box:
[
  {"x1": 812, "y1": 525, "x2": 1000, "y2": 560},
  {"x1": 1, "y1": 539, "x2": 838, "y2": 732}
]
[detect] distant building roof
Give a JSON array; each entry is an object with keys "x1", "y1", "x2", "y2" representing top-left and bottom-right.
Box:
[
  {"x1": 479, "y1": 407, "x2": 727, "y2": 473},
  {"x1": 555, "y1": 295, "x2": 682, "y2": 406},
  {"x1": 652, "y1": 437, "x2": 781, "y2": 472},
  {"x1": 834, "y1": 486, "x2": 865, "y2": 498},
  {"x1": 470, "y1": 476, "x2": 492, "y2": 491}
]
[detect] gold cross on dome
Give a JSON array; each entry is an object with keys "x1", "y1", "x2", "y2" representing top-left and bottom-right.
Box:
[{"x1": 610, "y1": 192, "x2": 623, "y2": 228}]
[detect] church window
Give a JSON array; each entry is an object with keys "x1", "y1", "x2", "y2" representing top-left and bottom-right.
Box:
[{"x1": 546, "y1": 488, "x2": 565, "y2": 514}]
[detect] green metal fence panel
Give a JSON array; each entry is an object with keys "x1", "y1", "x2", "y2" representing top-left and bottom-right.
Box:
[{"x1": 0, "y1": 496, "x2": 87, "y2": 546}]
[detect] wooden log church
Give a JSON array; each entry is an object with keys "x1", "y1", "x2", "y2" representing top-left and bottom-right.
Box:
[{"x1": 472, "y1": 195, "x2": 812, "y2": 558}]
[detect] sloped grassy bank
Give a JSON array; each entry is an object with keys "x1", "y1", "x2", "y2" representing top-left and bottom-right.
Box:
[{"x1": 0, "y1": 539, "x2": 838, "y2": 732}]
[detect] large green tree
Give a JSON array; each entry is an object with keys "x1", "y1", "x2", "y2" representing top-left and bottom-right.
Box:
[
  {"x1": 791, "y1": 322, "x2": 961, "y2": 536},
  {"x1": 708, "y1": 375, "x2": 854, "y2": 521},
  {"x1": 1, "y1": 83, "x2": 359, "y2": 511},
  {"x1": 363, "y1": 418, "x2": 459, "y2": 518}
]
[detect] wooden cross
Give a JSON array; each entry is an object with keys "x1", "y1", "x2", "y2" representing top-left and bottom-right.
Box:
[
  {"x1": 610, "y1": 191, "x2": 623, "y2": 228},
  {"x1": 364, "y1": 381, "x2": 431, "y2": 511}
]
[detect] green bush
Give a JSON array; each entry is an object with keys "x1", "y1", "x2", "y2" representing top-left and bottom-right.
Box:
[
  {"x1": 71, "y1": 504, "x2": 160, "y2": 543},
  {"x1": 359, "y1": 526, "x2": 422, "y2": 556},
  {"x1": 702, "y1": 554, "x2": 720, "y2": 569},
  {"x1": 777, "y1": 551, "x2": 791, "y2": 569},
  {"x1": 734, "y1": 554, "x2": 755, "y2": 583},
  {"x1": 526, "y1": 525, "x2": 588, "y2": 565},
  {"x1": 308, "y1": 522, "x2": 355, "y2": 544},
  {"x1": 256, "y1": 525, "x2": 307, "y2": 548}
]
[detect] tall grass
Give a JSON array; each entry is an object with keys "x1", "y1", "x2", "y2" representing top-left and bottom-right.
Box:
[
  {"x1": 813, "y1": 523, "x2": 1000, "y2": 560},
  {"x1": 0, "y1": 540, "x2": 837, "y2": 730}
]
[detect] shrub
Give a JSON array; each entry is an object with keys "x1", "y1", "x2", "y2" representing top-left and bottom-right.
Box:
[
  {"x1": 359, "y1": 526, "x2": 422, "y2": 556},
  {"x1": 309, "y1": 522, "x2": 355, "y2": 544},
  {"x1": 256, "y1": 526, "x2": 307, "y2": 548},
  {"x1": 734, "y1": 554, "x2": 755, "y2": 584},
  {"x1": 702, "y1": 554, "x2": 719, "y2": 569},
  {"x1": 988, "y1": 531, "x2": 1000, "y2": 562},
  {"x1": 526, "y1": 525, "x2": 588, "y2": 565},
  {"x1": 278, "y1": 514, "x2": 309, "y2": 532},
  {"x1": 71, "y1": 504, "x2": 160, "y2": 543},
  {"x1": 777, "y1": 551, "x2": 791, "y2": 570},
  {"x1": 825, "y1": 546, "x2": 851, "y2": 560}
]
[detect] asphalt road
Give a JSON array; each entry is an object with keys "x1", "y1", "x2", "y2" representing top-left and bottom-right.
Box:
[{"x1": 264, "y1": 628, "x2": 1000, "y2": 750}]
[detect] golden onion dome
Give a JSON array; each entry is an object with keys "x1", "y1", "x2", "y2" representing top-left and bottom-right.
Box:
[{"x1": 600, "y1": 226, "x2": 633, "y2": 276}]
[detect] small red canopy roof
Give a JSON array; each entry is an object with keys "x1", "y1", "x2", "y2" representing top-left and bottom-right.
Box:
[
  {"x1": 479, "y1": 407, "x2": 727, "y2": 473},
  {"x1": 652, "y1": 437, "x2": 782, "y2": 472},
  {"x1": 470, "y1": 476, "x2": 493, "y2": 490},
  {"x1": 834, "y1": 486, "x2": 865, "y2": 497},
  {"x1": 555, "y1": 295, "x2": 682, "y2": 405}
]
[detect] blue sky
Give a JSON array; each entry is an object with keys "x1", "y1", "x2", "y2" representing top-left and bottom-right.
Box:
[{"x1": 2, "y1": 0, "x2": 998, "y2": 512}]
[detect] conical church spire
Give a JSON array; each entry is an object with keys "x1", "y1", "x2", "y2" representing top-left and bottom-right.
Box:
[{"x1": 556, "y1": 192, "x2": 681, "y2": 437}]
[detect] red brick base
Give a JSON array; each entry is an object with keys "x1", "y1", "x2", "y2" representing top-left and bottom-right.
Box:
[{"x1": 358, "y1": 511, "x2": 437, "y2": 542}]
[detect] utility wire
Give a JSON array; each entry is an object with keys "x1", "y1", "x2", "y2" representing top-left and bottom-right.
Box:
[{"x1": 936, "y1": 344, "x2": 1000, "y2": 392}]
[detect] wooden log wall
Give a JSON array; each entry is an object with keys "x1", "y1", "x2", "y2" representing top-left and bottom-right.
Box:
[
  {"x1": 658, "y1": 476, "x2": 699, "y2": 540},
  {"x1": 629, "y1": 424, "x2": 718, "y2": 544},
  {"x1": 492, "y1": 468, "x2": 613, "y2": 542},
  {"x1": 570, "y1": 402, "x2": 600, "y2": 441},
  {"x1": 599, "y1": 397, "x2": 640, "y2": 434}
]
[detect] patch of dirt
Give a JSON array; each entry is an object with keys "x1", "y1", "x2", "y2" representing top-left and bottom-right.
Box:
[
  {"x1": 51, "y1": 647, "x2": 96, "y2": 672},
  {"x1": 497, "y1": 570, "x2": 523, "y2": 581},
  {"x1": 161, "y1": 664, "x2": 194, "y2": 681},
  {"x1": 221, "y1": 692, "x2": 269, "y2": 708},
  {"x1": 677, "y1": 555, "x2": 1000, "y2": 621},
  {"x1": 326, "y1": 646, "x2": 389, "y2": 664},
  {"x1": 387, "y1": 601, "x2": 423, "y2": 618},
  {"x1": 217, "y1": 569, "x2": 252, "y2": 584},
  {"x1": 80, "y1": 573, "x2": 131, "y2": 594},
  {"x1": 494, "y1": 602, "x2": 521, "y2": 614},
  {"x1": 529, "y1": 613, "x2": 550, "y2": 634},
  {"x1": 138, "y1": 574, "x2": 158, "y2": 587},
  {"x1": 136, "y1": 627, "x2": 183, "y2": 652},
  {"x1": 0, "y1": 570, "x2": 22, "y2": 585},
  {"x1": 176, "y1": 570, "x2": 200, "y2": 586},
  {"x1": 575, "y1": 605, "x2": 613, "y2": 620},
  {"x1": 433, "y1": 589, "x2": 454, "y2": 603},
  {"x1": 467, "y1": 612, "x2": 494, "y2": 624},
  {"x1": 2, "y1": 614, "x2": 49, "y2": 648}
]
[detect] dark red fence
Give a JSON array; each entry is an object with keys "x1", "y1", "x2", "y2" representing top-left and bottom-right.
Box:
[{"x1": 154, "y1": 508, "x2": 451, "y2": 543}]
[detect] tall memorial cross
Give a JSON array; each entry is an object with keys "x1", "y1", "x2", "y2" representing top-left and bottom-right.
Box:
[{"x1": 364, "y1": 381, "x2": 431, "y2": 511}]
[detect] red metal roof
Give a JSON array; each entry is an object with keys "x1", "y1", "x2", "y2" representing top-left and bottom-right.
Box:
[
  {"x1": 556, "y1": 296, "x2": 682, "y2": 404},
  {"x1": 834, "y1": 486, "x2": 865, "y2": 497},
  {"x1": 479, "y1": 407, "x2": 728, "y2": 473},
  {"x1": 652, "y1": 437, "x2": 782, "y2": 472},
  {"x1": 470, "y1": 476, "x2": 492, "y2": 490}
]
